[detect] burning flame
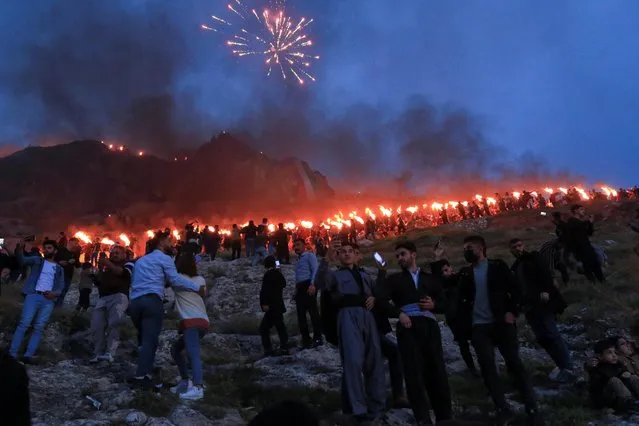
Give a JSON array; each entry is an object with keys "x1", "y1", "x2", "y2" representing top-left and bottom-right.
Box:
[
  {"x1": 119, "y1": 233, "x2": 130, "y2": 246},
  {"x1": 101, "y1": 238, "x2": 115, "y2": 245},
  {"x1": 74, "y1": 231, "x2": 92, "y2": 244},
  {"x1": 172, "y1": 230, "x2": 180, "y2": 240},
  {"x1": 284, "y1": 222, "x2": 296, "y2": 230},
  {"x1": 544, "y1": 187, "x2": 554, "y2": 194},
  {"x1": 300, "y1": 220, "x2": 313, "y2": 229},
  {"x1": 146, "y1": 230, "x2": 155, "y2": 238},
  {"x1": 267, "y1": 224, "x2": 275, "y2": 232}
]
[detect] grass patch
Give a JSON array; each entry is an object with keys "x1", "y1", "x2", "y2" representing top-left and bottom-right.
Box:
[
  {"x1": 127, "y1": 391, "x2": 179, "y2": 418},
  {"x1": 196, "y1": 365, "x2": 341, "y2": 421}
]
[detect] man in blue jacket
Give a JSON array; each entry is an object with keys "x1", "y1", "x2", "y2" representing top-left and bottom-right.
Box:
[{"x1": 9, "y1": 239, "x2": 65, "y2": 363}]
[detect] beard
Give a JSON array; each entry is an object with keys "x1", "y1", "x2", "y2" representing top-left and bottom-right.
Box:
[{"x1": 44, "y1": 253, "x2": 55, "y2": 260}]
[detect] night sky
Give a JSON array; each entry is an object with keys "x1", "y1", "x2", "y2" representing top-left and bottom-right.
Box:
[{"x1": 0, "y1": 0, "x2": 637, "y2": 190}]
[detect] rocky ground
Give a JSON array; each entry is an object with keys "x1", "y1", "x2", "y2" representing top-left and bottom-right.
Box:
[{"x1": 2, "y1": 204, "x2": 639, "y2": 425}]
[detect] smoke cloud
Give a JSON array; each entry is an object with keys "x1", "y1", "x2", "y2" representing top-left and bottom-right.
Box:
[{"x1": 0, "y1": 0, "x2": 568, "y2": 196}]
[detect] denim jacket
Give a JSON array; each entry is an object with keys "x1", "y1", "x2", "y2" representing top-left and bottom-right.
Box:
[{"x1": 16, "y1": 250, "x2": 65, "y2": 298}]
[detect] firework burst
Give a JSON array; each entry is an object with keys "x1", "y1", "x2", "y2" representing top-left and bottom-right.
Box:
[{"x1": 202, "y1": 0, "x2": 319, "y2": 85}]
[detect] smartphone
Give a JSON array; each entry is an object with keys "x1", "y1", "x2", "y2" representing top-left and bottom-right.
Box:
[
  {"x1": 275, "y1": 260, "x2": 281, "y2": 268},
  {"x1": 540, "y1": 212, "x2": 547, "y2": 216},
  {"x1": 373, "y1": 252, "x2": 386, "y2": 267},
  {"x1": 0, "y1": 238, "x2": 4, "y2": 247}
]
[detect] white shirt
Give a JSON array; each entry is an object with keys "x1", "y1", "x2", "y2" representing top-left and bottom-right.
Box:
[
  {"x1": 409, "y1": 267, "x2": 421, "y2": 289},
  {"x1": 35, "y1": 261, "x2": 57, "y2": 292}
]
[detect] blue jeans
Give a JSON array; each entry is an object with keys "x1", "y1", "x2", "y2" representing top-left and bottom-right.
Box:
[
  {"x1": 171, "y1": 327, "x2": 205, "y2": 385},
  {"x1": 10, "y1": 294, "x2": 55, "y2": 358},
  {"x1": 245, "y1": 239, "x2": 256, "y2": 257},
  {"x1": 525, "y1": 309, "x2": 572, "y2": 370},
  {"x1": 252, "y1": 247, "x2": 268, "y2": 266},
  {"x1": 129, "y1": 294, "x2": 164, "y2": 377}
]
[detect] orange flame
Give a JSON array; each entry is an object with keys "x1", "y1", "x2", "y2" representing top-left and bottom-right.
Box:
[
  {"x1": 172, "y1": 230, "x2": 180, "y2": 240},
  {"x1": 101, "y1": 238, "x2": 115, "y2": 245},
  {"x1": 74, "y1": 231, "x2": 92, "y2": 244},
  {"x1": 300, "y1": 220, "x2": 313, "y2": 229},
  {"x1": 119, "y1": 233, "x2": 130, "y2": 246},
  {"x1": 146, "y1": 230, "x2": 155, "y2": 238}
]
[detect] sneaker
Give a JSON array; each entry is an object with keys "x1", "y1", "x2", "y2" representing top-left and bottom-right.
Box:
[
  {"x1": 170, "y1": 379, "x2": 190, "y2": 394},
  {"x1": 180, "y1": 385, "x2": 204, "y2": 401},
  {"x1": 97, "y1": 353, "x2": 114, "y2": 363}
]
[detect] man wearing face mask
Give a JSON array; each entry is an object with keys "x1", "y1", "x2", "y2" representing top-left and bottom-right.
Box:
[
  {"x1": 509, "y1": 238, "x2": 572, "y2": 382},
  {"x1": 10, "y1": 239, "x2": 65, "y2": 363},
  {"x1": 454, "y1": 236, "x2": 542, "y2": 426},
  {"x1": 128, "y1": 232, "x2": 203, "y2": 389},
  {"x1": 377, "y1": 241, "x2": 451, "y2": 426}
]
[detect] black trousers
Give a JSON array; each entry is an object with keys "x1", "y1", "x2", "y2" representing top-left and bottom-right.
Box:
[
  {"x1": 231, "y1": 242, "x2": 241, "y2": 259},
  {"x1": 574, "y1": 245, "x2": 604, "y2": 282},
  {"x1": 397, "y1": 317, "x2": 452, "y2": 423},
  {"x1": 76, "y1": 288, "x2": 92, "y2": 310},
  {"x1": 277, "y1": 246, "x2": 290, "y2": 264},
  {"x1": 259, "y1": 311, "x2": 288, "y2": 351},
  {"x1": 471, "y1": 322, "x2": 537, "y2": 411},
  {"x1": 295, "y1": 281, "x2": 322, "y2": 341},
  {"x1": 380, "y1": 335, "x2": 405, "y2": 399}
]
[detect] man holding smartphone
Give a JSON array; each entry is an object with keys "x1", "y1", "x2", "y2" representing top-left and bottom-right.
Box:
[
  {"x1": 9, "y1": 239, "x2": 65, "y2": 363},
  {"x1": 377, "y1": 241, "x2": 452, "y2": 425}
]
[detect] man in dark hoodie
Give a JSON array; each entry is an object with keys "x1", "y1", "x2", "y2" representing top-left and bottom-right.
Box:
[
  {"x1": 509, "y1": 238, "x2": 572, "y2": 383},
  {"x1": 259, "y1": 256, "x2": 289, "y2": 356}
]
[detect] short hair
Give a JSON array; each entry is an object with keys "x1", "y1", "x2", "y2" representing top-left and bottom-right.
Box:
[
  {"x1": 509, "y1": 238, "x2": 522, "y2": 246},
  {"x1": 264, "y1": 255, "x2": 277, "y2": 269},
  {"x1": 340, "y1": 241, "x2": 356, "y2": 250},
  {"x1": 248, "y1": 401, "x2": 319, "y2": 426},
  {"x1": 463, "y1": 235, "x2": 486, "y2": 250},
  {"x1": 262, "y1": 218, "x2": 268, "y2": 223},
  {"x1": 42, "y1": 240, "x2": 58, "y2": 250},
  {"x1": 351, "y1": 243, "x2": 360, "y2": 251},
  {"x1": 69, "y1": 237, "x2": 79, "y2": 243},
  {"x1": 293, "y1": 238, "x2": 305, "y2": 245},
  {"x1": 175, "y1": 252, "x2": 198, "y2": 277},
  {"x1": 594, "y1": 338, "x2": 616, "y2": 356},
  {"x1": 570, "y1": 204, "x2": 583, "y2": 213},
  {"x1": 395, "y1": 241, "x2": 417, "y2": 253}
]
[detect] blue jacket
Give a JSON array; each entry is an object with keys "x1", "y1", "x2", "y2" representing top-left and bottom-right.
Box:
[{"x1": 16, "y1": 250, "x2": 65, "y2": 298}]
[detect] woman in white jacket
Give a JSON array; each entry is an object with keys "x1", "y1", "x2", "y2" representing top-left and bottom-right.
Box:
[{"x1": 170, "y1": 252, "x2": 208, "y2": 401}]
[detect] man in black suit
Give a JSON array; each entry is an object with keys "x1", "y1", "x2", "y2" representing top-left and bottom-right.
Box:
[
  {"x1": 259, "y1": 256, "x2": 289, "y2": 356},
  {"x1": 453, "y1": 235, "x2": 542, "y2": 426},
  {"x1": 378, "y1": 241, "x2": 452, "y2": 425}
]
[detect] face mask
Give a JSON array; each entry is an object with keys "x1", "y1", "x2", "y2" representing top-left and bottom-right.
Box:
[{"x1": 463, "y1": 248, "x2": 479, "y2": 263}]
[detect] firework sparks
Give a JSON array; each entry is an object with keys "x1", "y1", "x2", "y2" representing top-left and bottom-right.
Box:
[{"x1": 202, "y1": 0, "x2": 319, "y2": 85}]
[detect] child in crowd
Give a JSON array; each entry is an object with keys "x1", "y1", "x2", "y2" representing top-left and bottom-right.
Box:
[
  {"x1": 614, "y1": 336, "x2": 639, "y2": 375},
  {"x1": 76, "y1": 262, "x2": 94, "y2": 312},
  {"x1": 170, "y1": 252, "x2": 208, "y2": 401},
  {"x1": 586, "y1": 338, "x2": 639, "y2": 412}
]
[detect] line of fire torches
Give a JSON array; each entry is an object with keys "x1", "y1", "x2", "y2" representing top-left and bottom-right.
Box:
[{"x1": 71, "y1": 185, "x2": 620, "y2": 250}]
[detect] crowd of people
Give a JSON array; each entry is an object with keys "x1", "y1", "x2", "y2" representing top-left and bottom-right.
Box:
[{"x1": 0, "y1": 194, "x2": 638, "y2": 426}]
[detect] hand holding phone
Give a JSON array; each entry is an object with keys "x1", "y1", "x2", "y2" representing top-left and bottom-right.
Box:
[{"x1": 373, "y1": 252, "x2": 386, "y2": 267}]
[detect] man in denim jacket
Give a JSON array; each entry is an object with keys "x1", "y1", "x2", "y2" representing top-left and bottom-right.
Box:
[{"x1": 9, "y1": 239, "x2": 65, "y2": 363}]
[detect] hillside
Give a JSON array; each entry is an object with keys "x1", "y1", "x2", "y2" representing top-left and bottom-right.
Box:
[
  {"x1": 0, "y1": 134, "x2": 334, "y2": 230},
  {"x1": 1, "y1": 200, "x2": 638, "y2": 425}
]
